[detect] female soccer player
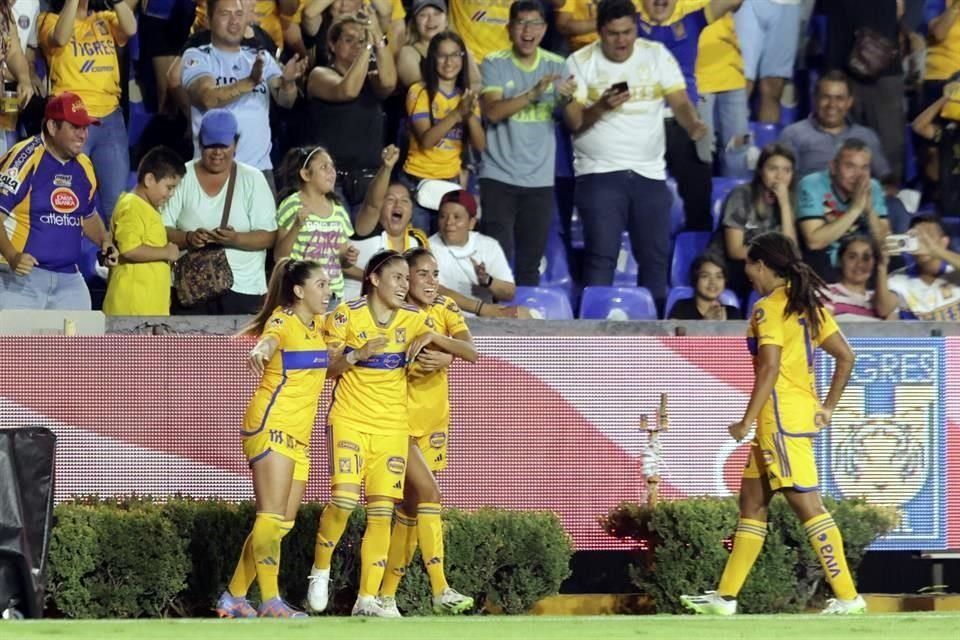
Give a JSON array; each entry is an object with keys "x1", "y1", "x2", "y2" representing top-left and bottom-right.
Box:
[
  {"x1": 307, "y1": 249, "x2": 465, "y2": 617},
  {"x1": 216, "y1": 259, "x2": 332, "y2": 619},
  {"x1": 680, "y1": 231, "x2": 866, "y2": 616},
  {"x1": 378, "y1": 247, "x2": 478, "y2": 616}
]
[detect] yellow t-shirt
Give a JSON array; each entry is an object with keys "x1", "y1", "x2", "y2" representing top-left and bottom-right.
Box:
[
  {"x1": 926, "y1": 1, "x2": 960, "y2": 81},
  {"x1": 39, "y1": 11, "x2": 127, "y2": 117},
  {"x1": 557, "y1": 0, "x2": 599, "y2": 51},
  {"x1": 407, "y1": 295, "x2": 469, "y2": 437},
  {"x1": 193, "y1": 0, "x2": 284, "y2": 51},
  {"x1": 403, "y1": 82, "x2": 478, "y2": 179},
  {"x1": 695, "y1": 13, "x2": 745, "y2": 94},
  {"x1": 324, "y1": 297, "x2": 429, "y2": 435},
  {"x1": 103, "y1": 192, "x2": 172, "y2": 316},
  {"x1": 392, "y1": 0, "x2": 406, "y2": 22},
  {"x1": 449, "y1": 0, "x2": 510, "y2": 63},
  {"x1": 242, "y1": 307, "x2": 329, "y2": 444},
  {"x1": 747, "y1": 286, "x2": 840, "y2": 437}
]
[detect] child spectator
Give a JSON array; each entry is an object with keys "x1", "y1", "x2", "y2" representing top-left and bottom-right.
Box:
[{"x1": 668, "y1": 253, "x2": 743, "y2": 320}]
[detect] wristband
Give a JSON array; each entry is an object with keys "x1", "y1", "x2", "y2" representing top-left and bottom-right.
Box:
[
  {"x1": 476, "y1": 301, "x2": 484, "y2": 315},
  {"x1": 346, "y1": 350, "x2": 359, "y2": 365},
  {"x1": 482, "y1": 274, "x2": 494, "y2": 288}
]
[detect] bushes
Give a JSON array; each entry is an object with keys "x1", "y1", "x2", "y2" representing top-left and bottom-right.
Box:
[
  {"x1": 46, "y1": 498, "x2": 573, "y2": 618},
  {"x1": 601, "y1": 495, "x2": 897, "y2": 613}
]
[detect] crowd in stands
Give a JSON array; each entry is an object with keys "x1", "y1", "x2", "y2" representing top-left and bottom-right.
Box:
[{"x1": 1, "y1": 0, "x2": 959, "y2": 321}]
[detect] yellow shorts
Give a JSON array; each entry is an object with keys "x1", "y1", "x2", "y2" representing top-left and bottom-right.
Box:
[
  {"x1": 242, "y1": 428, "x2": 310, "y2": 482},
  {"x1": 329, "y1": 423, "x2": 408, "y2": 500},
  {"x1": 742, "y1": 430, "x2": 819, "y2": 492},
  {"x1": 414, "y1": 430, "x2": 448, "y2": 472}
]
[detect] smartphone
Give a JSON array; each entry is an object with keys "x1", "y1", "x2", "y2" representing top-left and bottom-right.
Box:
[
  {"x1": 884, "y1": 233, "x2": 920, "y2": 255},
  {"x1": 610, "y1": 81, "x2": 629, "y2": 94}
]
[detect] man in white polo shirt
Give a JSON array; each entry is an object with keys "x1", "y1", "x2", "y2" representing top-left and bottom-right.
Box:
[{"x1": 563, "y1": 0, "x2": 706, "y2": 313}]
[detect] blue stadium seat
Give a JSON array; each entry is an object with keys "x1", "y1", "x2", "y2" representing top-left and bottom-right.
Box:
[
  {"x1": 749, "y1": 121, "x2": 782, "y2": 150},
  {"x1": 711, "y1": 177, "x2": 748, "y2": 229},
  {"x1": 664, "y1": 286, "x2": 741, "y2": 318},
  {"x1": 667, "y1": 177, "x2": 685, "y2": 234},
  {"x1": 613, "y1": 232, "x2": 639, "y2": 286},
  {"x1": 513, "y1": 286, "x2": 574, "y2": 320},
  {"x1": 127, "y1": 98, "x2": 154, "y2": 154},
  {"x1": 539, "y1": 232, "x2": 573, "y2": 296},
  {"x1": 579, "y1": 286, "x2": 657, "y2": 320},
  {"x1": 670, "y1": 231, "x2": 712, "y2": 287}
]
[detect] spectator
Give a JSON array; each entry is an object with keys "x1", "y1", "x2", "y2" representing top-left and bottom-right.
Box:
[
  {"x1": 637, "y1": 0, "x2": 743, "y2": 231},
  {"x1": 695, "y1": 13, "x2": 751, "y2": 178},
  {"x1": 796, "y1": 138, "x2": 890, "y2": 281},
  {"x1": 734, "y1": 0, "x2": 802, "y2": 124},
  {"x1": 555, "y1": 0, "x2": 600, "y2": 52},
  {"x1": 912, "y1": 77, "x2": 960, "y2": 222},
  {"x1": 713, "y1": 142, "x2": 798, "y2": 299},
  {"x1": 401, "y1": 31, "x2": 485, "y2": 233},
  {"x1": 429, "y1": 189, "x2": 516, "y2": 315},
  {"x1": 0, "y1": 93, "x2": 117, "y2": 310},
  {"x1": 822, "y1": 234, "x2": 898, "y2": 320},
  {"x1": 191, "y1": 0, "x2": 297, "y2": 52},
  {"x1": 181, "y1": 0, "x2": 307, "y2": 191},
  {"x1": 136, "y1": 0, "x2": 197, "y2": 113},
  {"x1": 449, "y1": 0, "x2": 511, "y2": 63},
  {"x1": 918, "y1": 1, "x2": 960, "y2": 195},
  {"x1": 39, "y1": 0, "x2": 137, "y2": 225},
  {"x1": 667, "y1": 253, "x2": 743, "y2": 320},
  {"x1": 396, "y1": 0, "x2": 480, "y2": 90},
  {"x1": 102, "y1": 146, "x2": 186, "y2": 316},
  {"x1": 822, "y1": 0, "x2": 906, "y2": 182},
  {"x1": 562, "y1": 0, "x2": 706, "y2": 310},
  {"x1": 162, "y1": 109, "x2": 278, "y2": 315},
  {"x1": 479, "y1": 0, "x2": 574, "y2": 287},
  {"x1": 0, "y1": 0, "x2": 39, "y2": 154},
  {"x1": 305, "y1": 13, "x2": 396, "y2": 208},
  {"x1": 887, "y1": 214, "x2": 960, "y2": 320}
]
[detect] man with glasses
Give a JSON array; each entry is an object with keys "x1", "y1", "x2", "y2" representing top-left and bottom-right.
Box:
[{"x1": 479, "y1": 0, "x2": 575, "y2": 286}]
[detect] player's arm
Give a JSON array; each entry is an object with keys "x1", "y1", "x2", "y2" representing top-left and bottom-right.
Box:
[
  {"x1": 741, "y1": 343, "x2": 780, "y2": 429},
  {"x1": 328, "y1": 336, "x2": 388, "y2": 377},
  {"x1": 248, "y1": 335, "x2": 280, "y2": 376},
  {"x1": 817, "y1": 330, "x2": 855, "y2": 422},
  {"x1": 421, "y1": 330, "x2": 478, "y2": 363}
]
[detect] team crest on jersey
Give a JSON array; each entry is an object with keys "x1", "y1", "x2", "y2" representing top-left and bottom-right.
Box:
[
  {"x1": 334, "y1": 312, "x2": 347, "y2": 327},
  {"x1": 672, "y1": 21, "x2": 687, "y2": 40},
  {"x1": 53, "y1": 174, "x2": 73, "y2": 187},
  {"x1": 50, "y1": 188, "x2": 79, "y2": 213},
  {"x1": 268, "y1": 316, "x2": 284, "y2": 327},
  {"x1": 18, "y1": 15, "x2": 28, "y2": 30},
  {"x1": 425, "y1": 317, "x2": 435, "y2": 329},
  {"x1": 395, "y1": 328, "x2": 406, "y2": 343},
  {"x1": 752, "y1": 307, "x2": 765, "y2": 323},
  {"x1": 95, "y1": 20, "x2": 109, "y2": 36},
  {"x1": 338, "y1": 457, "x2": 351, "y2": 473}
]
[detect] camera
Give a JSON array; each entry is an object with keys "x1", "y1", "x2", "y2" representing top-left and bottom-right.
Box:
[{"x1": 883, "y1": 233, "x2": 919, "y2": 255}]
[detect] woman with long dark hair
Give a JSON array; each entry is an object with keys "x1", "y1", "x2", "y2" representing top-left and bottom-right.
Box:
[{"x1": 681, "y1": 231, "x2": 866, "y2": 616}]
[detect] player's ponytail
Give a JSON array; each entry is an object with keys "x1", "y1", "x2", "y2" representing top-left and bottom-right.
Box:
[
  {"x1": 361, "y1": 249, "x2": 406, "y2": 297},
  {"x1": 240, "y1": 258, "x2": 323, "y2": 336},
  {"x1": 746, "y1": 231, "x2": 827, "y2": 335}
]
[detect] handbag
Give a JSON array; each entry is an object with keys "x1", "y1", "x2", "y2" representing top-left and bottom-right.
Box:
[
  {"x1": 847, "y1": 27, "x2": 898, "y2": 80},
  {"x1": 173, "y1": 164, "x2": 237, "y2": 308}
]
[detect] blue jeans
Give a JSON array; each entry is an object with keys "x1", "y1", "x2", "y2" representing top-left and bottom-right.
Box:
[
  {"x1": 699, "y1": 89, "x2": 751, "y2": 178},
  {"x1": 84, "y1": 108, "x2": 130, "y2": 224},
  {"x1": 575, "y1": 171, "x2": 673, "y2": 302},
  {"x1": 0, "y1": 264, "x2": 91, "y2": 310}
]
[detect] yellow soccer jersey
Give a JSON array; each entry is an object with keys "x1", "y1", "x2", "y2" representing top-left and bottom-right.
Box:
[
  {"x1": 242, "y1": 307, "x2": 329, "y2": 444},
  {"x1": 103, "y1": 192, "x2": 171, "y2": 316},
  {"x1": 325, "y1": 297, "x2": 430, "y2": 435},
  {"x1": 695, "y1": 13, "x2": 745, "y2": 94},
  {"x1": 39, "y1": 11, "x2": 127, "y2": 117},
  {"x1": 408, "y1": 296, "x2": 469, "y2": 437},
  {"x1": 747, "y1": 287, "x2": 839, "y2": 437},
  {"x1": 449, "y1": 0, "x2": 510, "y2": 63},
  {"x1": 403, "y1": 82, "x2": 479, "y2": 179}
]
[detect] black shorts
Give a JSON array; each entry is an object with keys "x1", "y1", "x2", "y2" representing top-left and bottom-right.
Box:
[{"x1": 138, "y1": 8, "x2": 195, "y2": 59}]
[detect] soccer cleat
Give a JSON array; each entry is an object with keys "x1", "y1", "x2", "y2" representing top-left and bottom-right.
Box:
[
  {"x1": 432, "y1": 588, "x2": 475, "y2": 615},
  {"x1": 306, "y1": 567, "x2": 330, "y2": 612},
  {"x1": 821, "y1": 595, "x2": 867, "y2": 615},
  {"x1": 258, "y1": 597, "x2": 308, "y2": 618},
  {"x1": 351, "y1": 595, "x2": 395, "y2": 617},
  {"x1": 215, "y1": 590, "x2": 257, "y2": 618},
  {"x1": 376, "y1": 596, "x2": 403, "y2": 618},
  {"x1": 679, "y1": 591, "x2": 737, "y2": 616}
]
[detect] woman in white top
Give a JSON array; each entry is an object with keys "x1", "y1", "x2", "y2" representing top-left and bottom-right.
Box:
[{"x1": 823, "y1": 234, "x2": 898, "y2": 321}]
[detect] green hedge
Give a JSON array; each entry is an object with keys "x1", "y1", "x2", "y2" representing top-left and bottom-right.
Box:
[
  {"x1": 47, "y1": 497, "x2": 573, "y2": 618},
  {"x1": 601, "y1": 496, "x2": 897, "y2": 613}
]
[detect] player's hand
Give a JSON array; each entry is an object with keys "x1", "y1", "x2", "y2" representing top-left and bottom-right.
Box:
[
  {"x1": 381, "y1": 144, "x2": 400, "y2": 170},
  {"x1": 357, "y1": 335, "x2": 388, "y2": 361},
  {"x1": 406, "y1": 331, "x2": 439, "y2": 362},
  {"x1": 164, "y1": 242, "x2": 181, "y2": 263},
  {"x1": 10, "y1": 251, "x2": 37, "y2": 276},
  {"x1": 249, "y1": 51, "x2": 266, "y2": 85},
  {"x1": 728, "y1": 420, "x2": 750, "y2": 442},
  {"x1": 247, "y1": 342, "x2": 272, "y2": 376},
  {"x1": 100, "y1": 243, "x2": 119, "y2": 267},
  {"x1": 210, "y1": 226, "x2": 239, "y2": 247},
  {"x1": 814, "y1": 405, "x2": 833, "y2": 429},
  {"x1": 416, "y1": 348, "x2": 454, "y2": 373}
]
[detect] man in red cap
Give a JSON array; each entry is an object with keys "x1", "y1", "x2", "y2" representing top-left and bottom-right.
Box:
[{"x1": 0, "y1": 92, "x2": 117, "y2": 310}]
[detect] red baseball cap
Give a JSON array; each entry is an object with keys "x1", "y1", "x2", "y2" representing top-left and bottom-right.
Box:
[
  {"x1": 439, "y1": 189, "x2": 478, "y2": 218},
  {"x1": 44, "y1": 92, "x2": 101, "y2": 127}
]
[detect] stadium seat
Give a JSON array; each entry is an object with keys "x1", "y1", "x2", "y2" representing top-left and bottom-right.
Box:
[
  {"x1": 613, "y1": 232, "x2": 639, "y2": 286},
  {"x1": 749, "y1": 121, "x2": 781, "y2": 150},
  {"x1": 664, "y1": 286, "x2": 741, "y2": 318},
  {"x1": 669, "y1": 231, "x2": 712, "y2": 287},
  {"x1": 539, "y1": 232, "x2": 573, "y2": 296},
  {"x1": 711, "y1": 177, "x2": 748, "y2": 229},
  {"x1": 667, "y1": 177, "x2": 685, "y2": 235},
  {"x1": 512, "y1": 286, "x2": 574, "y2": 320},
  {"x1": 579, "y1": 286, "x2": 657, "y2": 320}
]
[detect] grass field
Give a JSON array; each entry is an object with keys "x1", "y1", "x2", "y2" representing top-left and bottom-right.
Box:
[{"x1": 7, "y1": 614, "x2": 960, "y2": 640}]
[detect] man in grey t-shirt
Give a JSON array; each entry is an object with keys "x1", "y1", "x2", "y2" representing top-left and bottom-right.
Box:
[{"x1": 479, "y1": 0, "x2": 575, "y2": 286}]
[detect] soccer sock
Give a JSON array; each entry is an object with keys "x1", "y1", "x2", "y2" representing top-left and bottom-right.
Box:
[
  {"x1": 313, "y1": 490, "x2": 358, "y2": 571},
  {"x1": 380, "y1": 508, "x2": 418, "y2": 597},
  {"x1": 717, "y1": 518, "x2": 767, "y2": 598},
  {"x1": 227, "y1": 532, "x2": 256, "y2": 598},
  {"x1": 804, "y1": 512, "x2": 858, "y2": 601},
  {"x1": 358, "y1": 500, "x2": 395, "y2": 597},
  {"x1": 417, "y1": 502, "x2": 448, "y2": 596},
  {"x1": 251, "y1": 512, "x2": 287, "y2": 602}
]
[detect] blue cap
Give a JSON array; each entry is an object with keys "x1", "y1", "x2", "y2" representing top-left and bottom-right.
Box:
[{"x1": 199, "y1": 109, "x2": 238, "y2": 148}]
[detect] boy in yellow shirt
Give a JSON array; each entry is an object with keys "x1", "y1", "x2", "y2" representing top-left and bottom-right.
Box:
[{"x1": 103, "y1": 147, "x2": 186, "y2": 316}]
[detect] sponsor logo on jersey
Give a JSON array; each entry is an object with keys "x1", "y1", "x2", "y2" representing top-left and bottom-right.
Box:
[
  {"x1": 337, "y1": 440, "x2": 359, "y2": 452},
  {"x1": 51, "y1": 188, "x2": 80, "y2": 213},
  {"x1": 53, "y1": 174, "x2": 73, "y2": 187},
  {"x1": 386, "y1": 456, "x2": 405, "y2": 474},
  {"x1": 39, "y1": 212, "x2": 82, "y2": 227},
  {"x1": 0, "y1": 168, "x2": 21, "y2": 194},
  {"x1": 429, "y1": 432, "x2": 446, "y2": 449}
]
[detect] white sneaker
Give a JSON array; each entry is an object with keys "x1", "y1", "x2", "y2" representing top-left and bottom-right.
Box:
[
  {"x1": 376, "y1": 596, "x2": 403, "y2": 618},
  {"x1": 821, "y1": 595, "x2": 867, "y2": 615},
  {"x1": 432, "y1": 587, "x2": 474, "y2": 615},
  {"x1": 679, "y1": 591, "x2": 737, "y2": 616},
  {"x1": 306, "y1": 567, "x2": 330, "y2": 612},
  {"x1": 351, "y1": 595, "x2": 395, "y2": 617}
]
